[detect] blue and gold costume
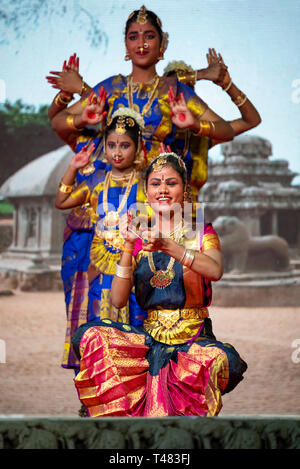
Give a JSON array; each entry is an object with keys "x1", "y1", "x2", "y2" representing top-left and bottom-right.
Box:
[{"x1": 61, "y1": 74, "x2": 210, "y2": 369}]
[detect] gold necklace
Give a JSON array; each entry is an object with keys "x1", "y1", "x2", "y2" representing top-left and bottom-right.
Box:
[
  {"x1": 110, "y1": 172, "x2": 133, "y2": 182},
  {"x1": 127, "y1": 74, "x2": 160, "y2": 117},
  {"x1": 147, "y1": 226, "x2": 183, "y2": 289},
  {"x1": 102, "y1": 170, "x2": 136, "y2": 229}
]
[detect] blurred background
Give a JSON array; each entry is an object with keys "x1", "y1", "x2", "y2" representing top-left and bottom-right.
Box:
[{"x1": 0, "y1": 0, "x2": 299, "y2": 190}]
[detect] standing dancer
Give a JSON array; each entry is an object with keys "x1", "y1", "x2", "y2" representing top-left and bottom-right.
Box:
[{"x1": 55, "y1": 108, "x2": 147, "y2": 371}]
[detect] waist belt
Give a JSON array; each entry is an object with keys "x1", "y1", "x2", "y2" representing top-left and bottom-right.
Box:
[{"x1": 146, "y1": 307, "x2": 209, "y2": 324}]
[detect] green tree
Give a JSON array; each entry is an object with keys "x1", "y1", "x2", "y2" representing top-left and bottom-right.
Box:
[{"x1": 0, "y1": 99, "x2": 63, "y2": 186}]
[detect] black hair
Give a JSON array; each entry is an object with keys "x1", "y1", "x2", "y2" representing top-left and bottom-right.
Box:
[
  {"x1": 105, "y1": 115, "x2": 140, "y2": 150},
  {"x1": 144, "y1": 153, "x2": 187, "y2": 189},
  {"x1": 125, "y1": 8, "x2": 163, "y2": 44}
]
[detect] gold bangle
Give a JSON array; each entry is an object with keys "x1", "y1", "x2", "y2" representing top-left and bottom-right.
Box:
[
  {"x1": 59, "y1": 181, "x2": 74, "y2": 194},
  {"x1": 55, "y1": 93, "x2": 73, "y2": 106},
  {"x1": 80, "y1": 81, "x2": 89, "y2": 96},
  {"x1": 123, "y1": 247, "x2": 134, "y2": 254},
  {"x1": 179, "y1": 248, "x2": 187, "y2": 264},
  {"x1": 183, "y1": 249, "x2": 195, "y2": 268},
  {"x1": 115, "y1": 263, "x2": 133, "y2": 279},
  {"x1": 66, "y1": 114, "x2": 84, "y2": 132},
  {"x1": 223, "y1": 78, "x2": 233, "y2": 92},
  {"x1": 193, "y1": 120, "x2": 211, "y2": 137}
]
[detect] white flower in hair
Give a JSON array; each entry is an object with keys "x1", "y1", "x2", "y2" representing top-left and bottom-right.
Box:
[
  {"x1": 163, "y1": 60, "x2": 193, "y2": 75},
  {"x1": 111, "y1": 108, "x2": 145, "y2": 130}
]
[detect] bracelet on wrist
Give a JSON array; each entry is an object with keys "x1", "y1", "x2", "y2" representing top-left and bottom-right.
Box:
[
  {"x1": 59, "y1": 181, "x2": 74, "y2": 194},
  {"x1": 80, "y1": 81, "x2": 89, "y2": 96},
  {"x1": 115, "y1": 263, "x2": 133, "y2": 279},
  {"x1": 122, "y1": 246, "x2": 134, "y2": 254},
  {"x1": 55, "y1": 93, "x2": 73, "y2": 107},
  {"x1": 182, "y1": 249, "x2": 195, "y2": 268},
  {"x1": 222, "y1": 78, "x2": 233, "y2": 92}
]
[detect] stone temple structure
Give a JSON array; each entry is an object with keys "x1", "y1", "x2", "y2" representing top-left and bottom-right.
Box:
[
  {"x1": 200, "y1": 135, "x2": 300, "y2": 306},
  {"x1": 0, "y1": 135, "x2": 299, "y2": 304},
  {"x1": 0, "y1": 146, "x2": 72, "y2": 290}
]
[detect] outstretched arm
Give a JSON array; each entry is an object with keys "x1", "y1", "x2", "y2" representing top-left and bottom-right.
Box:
[
  {"x1": 204, "y1": 49, "x2": 261, "y2": 141},
  {"x1": 141, "y1": 227, "x2": 224, "y2": 282},
  {"x1": 50, "y1": 86, "x2": 107, "y2": 149},
  {"x1": 46, "y1": 53, "x2": 93, "y2": 122},
  {"x1": 55, "y1": 142, "x2": 95, "y2": 210},
  {"x1": 168, "y1": 86, "x2": 234, "y2": 142}
]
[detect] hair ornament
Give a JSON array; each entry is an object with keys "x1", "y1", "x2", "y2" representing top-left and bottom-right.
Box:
[
  {"x1": 163, "y1": 60, "x2": 194, "y2": 76},
  {"x1": 137, "y1": 5, "x2": 148, "y2": 24},
  {"x1": 151, "y1": 151, "x2": 187, "y2": 172},
  {"x1": 110, "y1": 107, "x2": 145, "y2": 131}
]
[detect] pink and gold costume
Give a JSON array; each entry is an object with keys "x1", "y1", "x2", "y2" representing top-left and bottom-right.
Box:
[{"x1": 72, "y1": 223, "x2": 247, "y2": 417}]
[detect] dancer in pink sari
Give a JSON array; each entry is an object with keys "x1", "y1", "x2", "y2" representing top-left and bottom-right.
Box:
[{"x1": 72, "y1": 152, "x2": 247, "y2": 417}]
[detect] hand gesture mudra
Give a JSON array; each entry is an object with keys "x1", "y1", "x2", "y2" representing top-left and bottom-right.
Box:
[
  {"x1": 206, "y1": 48, "x2": 231, "y2": 88},
  {"x1": 81, "y1": 86, "x2": 107, "y2": 126},
  {"x1": 168, "y1": 86, "x2": 197, "y2": 129},
  {"x1": 140, "y1": 226, "x2": 168, "y2": 252},
  {"x1": 70, "y1": 142, "x2": 96, "y2": 170},
  {"x1": 46, "y1": 53, "x2": 83, "y2": 96}
]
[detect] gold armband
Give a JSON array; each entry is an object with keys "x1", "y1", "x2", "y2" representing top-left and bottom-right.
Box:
[
  {"x1": 193, "y1": 120, "x2": 212, "y2": 137},
  {"x1": 66, "y1": 114, "x2": 84, "y2": 132},
  {"x1": 177, "y1": 70, "x2": 196, "y2": 88},
  {"x1": 58, "y1": 181, "x2": 74, "y2": 194}
]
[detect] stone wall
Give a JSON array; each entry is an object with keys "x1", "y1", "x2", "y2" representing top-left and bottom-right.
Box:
[{"x1": 0, "y1": 416, "x2": 299, "y2": 449}]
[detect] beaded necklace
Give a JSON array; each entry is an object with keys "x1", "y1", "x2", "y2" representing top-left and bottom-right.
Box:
[{"x1": 127, "y1": 74, "x2": 160, "y2": 117}]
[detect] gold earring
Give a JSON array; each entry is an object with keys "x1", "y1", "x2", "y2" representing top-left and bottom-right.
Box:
[
  {"x1": 158, "y1": 48, "x2": 164, "y2": 61},
  {"x1": 125, "y1": 50, "x2": 130, "y2": 61}
]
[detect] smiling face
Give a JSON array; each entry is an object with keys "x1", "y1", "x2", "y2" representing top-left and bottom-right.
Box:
[
  {"x1": 125, "y1": 21, "x2": 161, "y2": 68},
  {"x1": 105, "y1": 131, "x2": 136, "y2": 173},
  {"x1": 146, "y1": 165, "x2": 184, "y2": 215}
]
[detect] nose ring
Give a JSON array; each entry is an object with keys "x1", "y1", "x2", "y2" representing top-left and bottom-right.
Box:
[{"x1": 143, "y1": 42, "x2": 149, "y2": 49}]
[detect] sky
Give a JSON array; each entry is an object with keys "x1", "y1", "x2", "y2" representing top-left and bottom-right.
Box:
[{"x1": 1, "y1": 0, "x2": 300, "y2": 183}]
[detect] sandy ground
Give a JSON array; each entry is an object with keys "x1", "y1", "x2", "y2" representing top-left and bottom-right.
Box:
[{"x1": 0, "y1": 289, "x2": 300, "y2": 417}]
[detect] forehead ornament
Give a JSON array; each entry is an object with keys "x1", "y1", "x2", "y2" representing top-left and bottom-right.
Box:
[
  {"x1": 137, "y1": 5, "x2": 148, "y2": 24},
  {"x1": 152, "y1": 155, "x2": 168, "y2": 172}
]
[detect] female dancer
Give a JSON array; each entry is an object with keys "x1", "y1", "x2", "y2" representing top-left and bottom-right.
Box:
[
  {"x1": 55, "y1": 108, "x2": 147, "y2": 370},
  {"x1": 49, "y1": 6, "x2": 234, "y2": 190},
  {"x1": 71, "y1": 152, "x2": 247, "y2": 417}
]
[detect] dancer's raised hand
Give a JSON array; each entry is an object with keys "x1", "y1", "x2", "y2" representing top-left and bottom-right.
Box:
[
  {"x1": 70, "y1": 143, "x2": 96, "y2": 170},
  {"x1": 168, "y1": 86, "x2": 197, "y2": 129},
  {"x1": 206, "y1": 48, "x2": 231, "y2": 88},
  {"x1": 46, "y1": 53, "x2": 83, "y2": 95},
  {"x1": 81, "y1": 86, "x2": 107, "y2": 126}
]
